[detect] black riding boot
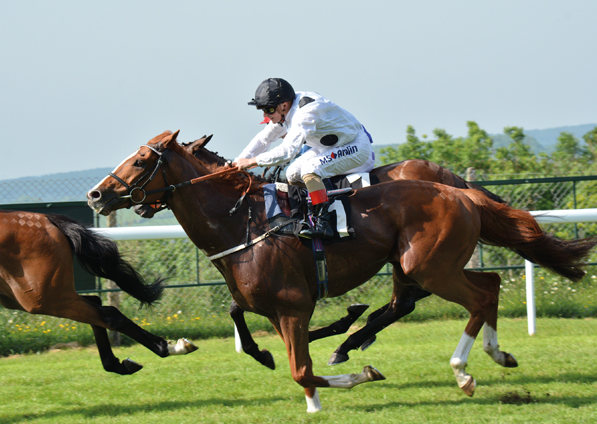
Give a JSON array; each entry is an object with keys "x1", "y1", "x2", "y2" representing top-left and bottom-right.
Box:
[{"x1": 299, "y1": 201, "x2": 334, "y2": 239}]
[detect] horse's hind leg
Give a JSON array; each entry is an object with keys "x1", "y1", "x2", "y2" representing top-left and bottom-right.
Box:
[
  {"x1": 357, "y1": 302, "x2": 389, "y2": 351},
  {"x1": 87, "y1": 297, "x2": 197, "y2": 357},
  {"x1": 464, "y1": 271, "x2": 518, "y2": 368},
  {"x1": 51, "y1": 295, "x2": 196, "y2": 374},
  {"x1": 328, "y1": 283, "x2": 431, "y2": 365},
  {"x1": 308, "y1": 303, "x2": 370, "y2": 342},
  {"x1": 84, "y1": 295, "x2": 143, "y2": 374},
  {"x1": 426, "y1": 271, "x2": 499, "y2": 397}
]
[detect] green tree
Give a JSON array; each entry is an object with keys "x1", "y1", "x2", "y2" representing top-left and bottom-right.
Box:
[
  {"x1": 582, "y1": 126, "x2": 597, "y2": 163},
  {"x1": 453, "y1": 121, "x2": 493, "y2": 173},
  {"x1": 379, "y1": 125, "x2": 431, "y2": 163},
  {"x1": 492, "y1": 126, "x2": 546, "y2": 175},
  {"x1": 380, "y1": 121, "x2": 495, "y2": 176},
  {"x1": 552, "y1": 132, "x2": 585, "y2": 162}
]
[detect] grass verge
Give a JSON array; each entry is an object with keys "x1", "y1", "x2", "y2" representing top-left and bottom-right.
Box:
[{"x1": 0, "y1": 318, "x2": 595, "y2": 423}]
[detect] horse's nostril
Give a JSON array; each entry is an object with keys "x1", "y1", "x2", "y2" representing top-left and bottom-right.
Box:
[{"x1": 88, "y1": 190, "x2": 101, "y2": 200}]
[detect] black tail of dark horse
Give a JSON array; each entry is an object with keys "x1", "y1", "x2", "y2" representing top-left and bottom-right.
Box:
[{"x1": 46, "y1": 214, "x2": 164, "y2": 306}]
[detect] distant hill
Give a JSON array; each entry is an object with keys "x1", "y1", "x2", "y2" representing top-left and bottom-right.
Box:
[
  {"x1": 2, "y1": 124, "x2": 596, "y2": 205},
  {"x1": 0, "y1": 167, "x2": 112, "y2": 183},
  {"x1": 0, "y1": 167, "x2": 112, "y2": 205},
  {"x1": 524, "y1": 124, "x2": 596, "y2": 153}
]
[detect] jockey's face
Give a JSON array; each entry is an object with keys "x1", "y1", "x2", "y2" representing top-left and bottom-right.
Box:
[{"x1": 263, "y1": 101, "x2": 291, "y2": 124}]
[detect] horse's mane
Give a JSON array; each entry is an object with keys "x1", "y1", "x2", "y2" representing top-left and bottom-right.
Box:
[{"x1": 169, "y1": 140, "x2": 267, "y2": 194}]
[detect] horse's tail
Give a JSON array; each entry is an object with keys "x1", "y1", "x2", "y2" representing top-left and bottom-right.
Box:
[
  {"x1": 464, "y1": 181, "x2": 508, "y2": 204},
  {"x1": 463, "y1": 190, "x2": 597, "y2": 282},
  {"x1": 46, "y1": 214, "x2": 164, "y2": 306}
]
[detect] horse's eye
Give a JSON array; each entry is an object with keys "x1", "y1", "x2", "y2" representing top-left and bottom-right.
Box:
[{"x1": 134, "y1": 160, "x2": 145, "y2": 168}]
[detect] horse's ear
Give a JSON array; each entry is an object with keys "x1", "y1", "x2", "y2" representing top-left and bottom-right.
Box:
[
  {"x1": 161, "y1": 130, "x2": 180, "y2": 145},
  {"x1": 161, "y1": 130, "x2": 181, "y2": 149},
  {"x1": 189, "y1": 134, "x2": 213, "y2": 155}
]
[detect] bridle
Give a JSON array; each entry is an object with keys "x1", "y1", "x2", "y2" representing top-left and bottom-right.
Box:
[
  {"x1": 108, "y1": 144, "x2": 253, "y2": 215},
  {"x1": 109, "y1": 145, "x2": 167, "y2": 204}
]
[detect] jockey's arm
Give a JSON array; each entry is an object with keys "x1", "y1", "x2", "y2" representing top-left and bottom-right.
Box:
[{"x1": 234, "y1": 122, "x2": 286, "y2": 162}]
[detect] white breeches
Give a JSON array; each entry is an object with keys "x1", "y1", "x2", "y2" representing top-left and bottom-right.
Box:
[{"x1": 286, "y1": 129, "x2": 375, "y2": 184}]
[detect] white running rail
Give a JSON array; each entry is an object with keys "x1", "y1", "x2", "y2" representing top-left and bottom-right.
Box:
[{"x1": 91, "y1": 208, "x2": 597, "y2": 336}]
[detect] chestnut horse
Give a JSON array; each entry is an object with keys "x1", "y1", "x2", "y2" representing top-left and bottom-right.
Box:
[
  {"x1": 0, "y1": 211, "x2": 197, "y2": 374},
  {"x1": 87, "y1": 130, "x2": 595, "y2": 412}
]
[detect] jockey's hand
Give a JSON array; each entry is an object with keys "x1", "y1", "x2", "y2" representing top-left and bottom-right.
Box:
[{"x1": 233, "y1": 158, "x2": 258, "y2": 171}]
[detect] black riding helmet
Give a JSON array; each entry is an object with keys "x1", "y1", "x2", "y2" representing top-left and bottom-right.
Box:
[{"x1": 248, "y1": 78, "x2": 295, "y2": 109}]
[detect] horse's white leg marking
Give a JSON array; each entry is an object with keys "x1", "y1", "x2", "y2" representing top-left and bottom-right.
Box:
[
  {"x1": 318, "y1": 365, "x2": 385, "y2": 389},
  {"x1": 482, "y1": 323, "x2": 517, "y2": 367},
  {"x1": 305, "y1": 389, "x2": 322, "y2": 413},
  {"x1": 450, "y1": 332, "x2": 476, "y2": 395},
  {"x1": 483, "y1": 324, "x2": 504, "y2": 364},
  {"x1": 167, "y1": 338, "x2": 198, "y2": 355}
]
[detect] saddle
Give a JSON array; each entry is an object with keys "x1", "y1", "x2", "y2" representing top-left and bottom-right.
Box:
[{"x1": 264, "y1": 173, "x2": 372, "y2": 239}]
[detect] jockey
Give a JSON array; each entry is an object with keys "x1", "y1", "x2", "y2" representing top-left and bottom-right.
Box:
[{"x1": 233, "y1": 78, "x2": 375, "y2": 239}]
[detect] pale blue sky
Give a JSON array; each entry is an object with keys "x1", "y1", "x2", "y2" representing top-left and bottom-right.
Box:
[{"x1": 1, "y1": 1, "x2": 596, "y2": 180}]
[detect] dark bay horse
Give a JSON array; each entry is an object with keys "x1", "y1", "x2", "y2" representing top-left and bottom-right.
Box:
[
  {"x1": 0, "y1": 210, "x2": 197, "y2": 374},
  {"x1": 87, "y1": 130, "x2": 596, "y2": 412}
]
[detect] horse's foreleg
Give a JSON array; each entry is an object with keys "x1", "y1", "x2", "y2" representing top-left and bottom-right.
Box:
[
  {"x1": 229, "y1": 300, "x2": 369, "y2": 370},
  {"x1": 278, "y1": 312, "x2": 385, "y2": 413},
  {"x1": 318, "y1": 365, "x2": 386, "y2": 388},
  {"x1": 230, "y1": 300, "x2": 275, "y2": 370}
]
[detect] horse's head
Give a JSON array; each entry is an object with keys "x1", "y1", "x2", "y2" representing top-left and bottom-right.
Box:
[
  {"x1": 132, "y1": 134, "x2": 229, "y2": 219},
  {"x1": 87, "y1": 130, "x2": 181, "y2": 216}
]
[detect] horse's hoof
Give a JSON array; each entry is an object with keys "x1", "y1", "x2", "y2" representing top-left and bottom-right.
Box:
[
  {"x1": 181, "y1": 338, "x2": 199, "y2": 354},
  {"x1": 360, "y1": 336, "x2": 377, "y2": 351},
  {"x1": 364, "y1": 365, "x2": 386, "y2": 381},
  {"x1": 259, "y1": 350, "x2": 276, "y2": 370},
  {"x1": 347, "y1": 304, "x2": 369, "y2": 317},
  {"x1": 328, "y1": 352, "x2": 349, "y2": 365},
  {"x1": 123, "y1": 358, "x2": 143, "y2": 374},
  {"x1": 169, "y1": 338, "x2": 198, "y2": 355},
  {"x1": 504, "y1": 352, "x2": 518, "y2": 368},
  {"x1": 460, "y1": 375, "x2": 476, "y2": 397}
]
